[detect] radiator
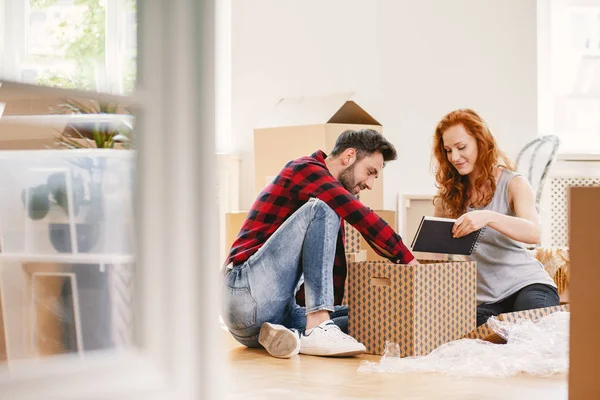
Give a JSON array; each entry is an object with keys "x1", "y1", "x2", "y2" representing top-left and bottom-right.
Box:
[{"x1": 540, "y1": 160, "x2": 600, "y2": 247}]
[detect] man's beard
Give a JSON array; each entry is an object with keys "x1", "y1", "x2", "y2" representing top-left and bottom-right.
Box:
[{"x1": 339, "y1": 163, "x2": 357, "y2": 195}]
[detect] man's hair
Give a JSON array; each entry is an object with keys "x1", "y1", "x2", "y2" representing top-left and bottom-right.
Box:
[{"x1": 329, "y1": 129, "x2": 397, "y2": 164}]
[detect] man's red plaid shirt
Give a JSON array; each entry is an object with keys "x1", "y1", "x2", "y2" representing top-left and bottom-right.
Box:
[{"x1": 224, "y1": 150, "x2": 415, "y2": 304}]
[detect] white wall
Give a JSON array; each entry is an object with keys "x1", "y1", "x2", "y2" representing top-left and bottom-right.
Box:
[{"x1": 231, "y1": 0, "x2": 539, "y2": 210}]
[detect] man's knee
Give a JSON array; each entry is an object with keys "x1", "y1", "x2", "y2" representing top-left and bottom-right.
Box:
[{"x1": 309, "y1": 198, "x2": 340, "y2": 222}]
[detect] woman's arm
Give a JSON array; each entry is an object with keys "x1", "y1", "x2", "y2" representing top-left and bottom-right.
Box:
[
  {"x1": 488, "y1": 175, "x2": 541, "y2": 243},
  {"x1": 453, "y1": 176, "x2": 541, "y2": 244}
]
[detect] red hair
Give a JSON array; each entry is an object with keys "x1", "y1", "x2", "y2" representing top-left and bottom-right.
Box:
[{"x1": 432, "y1": 109, "x2": 515, "y2": 218}]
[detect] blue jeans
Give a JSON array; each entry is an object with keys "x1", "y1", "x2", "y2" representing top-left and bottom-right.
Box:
[
  {"x1": 476, "y1": 283, "x2": 560, "y2": 326},
  {"x1": 221, "y1": 198, "x2": 346, "y2": 347}
]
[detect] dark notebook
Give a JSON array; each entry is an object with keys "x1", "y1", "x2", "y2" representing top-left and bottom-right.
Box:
[{"x1": 410, "y1": 216, "x2": 485, "y2": 255}]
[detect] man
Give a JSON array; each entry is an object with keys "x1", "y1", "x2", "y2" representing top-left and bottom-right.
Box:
[{"x1": 222, "y1": 128, "x2": 418, "y2": 358}]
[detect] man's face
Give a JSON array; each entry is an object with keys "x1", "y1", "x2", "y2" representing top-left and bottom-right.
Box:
[{"x1": 339, "y1": 151, "x2": 384, "y2": 196}]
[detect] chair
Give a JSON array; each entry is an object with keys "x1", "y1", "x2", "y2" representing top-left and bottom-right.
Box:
[{"x1": 515, "y1": 135, "x2": 560, "y2": 212}]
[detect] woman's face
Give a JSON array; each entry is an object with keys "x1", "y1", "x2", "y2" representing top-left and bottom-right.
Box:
[{"x1": 442, "y1": 124, "x2": 479, "y2": 176}]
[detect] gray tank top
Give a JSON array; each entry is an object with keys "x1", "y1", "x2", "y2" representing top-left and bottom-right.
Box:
[{"x1": 467, "y1": 169, "x2": 556, "y2": 305}]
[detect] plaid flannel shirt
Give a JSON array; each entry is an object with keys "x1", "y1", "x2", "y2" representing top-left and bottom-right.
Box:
[{"x1": 225, "y1": 150, "x2": 415, "y2": 304}]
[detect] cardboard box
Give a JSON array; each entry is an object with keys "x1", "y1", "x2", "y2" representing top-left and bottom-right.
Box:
[
  {"x1": 254, "y1": 93, "x2": 384, "y2": 209},
  {"x1": 344, "y1": 210, "x2": 397, "y2": 261},
  {"x1": 0, "y1": 82, "x2": 64, "y2": 116},
  {"x1": 362, "y1": 210, "x2": 396, "y2": 261},
  {"x1": 345, "y1": 250, "x2": 367, "y2": 264},
  {"x1": 532, "y1": 246, "x2": 569, "y2": 299},
  {"x1": 0, "y1": 262, "x2": 74, "y2": 361},
  {"x1": 344, "y1": 220, "x2": 362, "y2": 254},
  {"x1": 23, "y1": 263, "x2": 76, "y2": 357},
  {"x1": 569, "y1": 187, "x2": 600, "y2": 400},
  {"x1": 0, "y1": 119, "x2": 67, "y2": 150},
  {"x1": 340, "y1": 250, "x2": 368, "y2": 306},
  {"x1": 464, "y1": 304, "x2": 570, "y2": 344},
  {"x1": 0, "y1": 83, "x2": 66, "y2": 150},
  {"x1": 347, "y1": 260, "x2": 477, "y2": 356}
]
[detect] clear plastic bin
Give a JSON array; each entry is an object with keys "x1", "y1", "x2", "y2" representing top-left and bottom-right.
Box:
[
  {"x1": 0, "y1": 149, "x2": 135, "y2": 256},
  {"x1": 0, "y1": 260, "x2": 134, "y2": 362}
]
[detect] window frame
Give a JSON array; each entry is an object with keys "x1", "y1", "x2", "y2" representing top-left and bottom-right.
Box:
[{"x1": 0, "y1": 1, "x2": 221, "y2": 399}]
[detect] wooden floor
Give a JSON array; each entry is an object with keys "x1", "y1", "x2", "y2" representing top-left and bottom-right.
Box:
[{"x1": 222, "y1": 331, "x2": 567, "y2": 400}]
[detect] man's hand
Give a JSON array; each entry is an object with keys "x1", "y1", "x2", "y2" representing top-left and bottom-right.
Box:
[
  {"x1": 407, "y1": 258, "x2": 420, "y2": 265},
  {"x1": 453, "y1": 210, "x2": 491, "y2": 238}
]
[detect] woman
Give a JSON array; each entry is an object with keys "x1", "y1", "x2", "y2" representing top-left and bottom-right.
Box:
[{"x1": 432, "y1": 108, "x2": 559, "y2": 326}]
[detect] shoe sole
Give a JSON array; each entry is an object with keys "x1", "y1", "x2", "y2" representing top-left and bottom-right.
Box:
[
  {"x1": 300, "y1": 346, "x2": 366, "y2": 357},
  {"x1": 258, "y1": 323, "x2": 300, "y2": 359}
]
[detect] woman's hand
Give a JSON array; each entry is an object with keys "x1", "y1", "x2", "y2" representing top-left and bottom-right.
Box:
[{"x1": 453, "y1": 210, "x2": 491, "y2": 238}]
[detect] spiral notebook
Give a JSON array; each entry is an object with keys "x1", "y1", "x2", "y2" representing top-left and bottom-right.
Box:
[{"x1": 410, "y1": 216, "x2": 485, "y2": 255}]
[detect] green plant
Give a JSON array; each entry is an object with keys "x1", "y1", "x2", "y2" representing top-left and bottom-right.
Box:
[
  {"x1": 32, "y1": 0, "x2": 137, "y2": 94},
  {"x1": 52, "y1": 98, "x2": 134, "y2": 149},
  {"x1": 35, "y1": 72, "x2": 92, "y2": 91},
  {"x1": 29, "y1": 0, "x2": 58, "y2": 9}
]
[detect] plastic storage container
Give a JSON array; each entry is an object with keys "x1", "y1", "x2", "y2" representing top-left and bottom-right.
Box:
[
  {"x1": 0, "y1": 260, "x2": 134, "y2": 362},
  {"x1": 0, "y1": 149, "x2": 135, "y2": 256}
]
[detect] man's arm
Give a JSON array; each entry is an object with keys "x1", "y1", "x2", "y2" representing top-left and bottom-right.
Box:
[{"x1": 289, "y1": 162, "x2": 415, "y2": 264}]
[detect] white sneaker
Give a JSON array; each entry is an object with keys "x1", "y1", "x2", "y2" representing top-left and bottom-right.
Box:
[
  {"x1": 258, "y1": 322, "x2": 301, "y2": 358},
  {"x1": 300, "y1": 320, "x2": 366, "y2": 357}
]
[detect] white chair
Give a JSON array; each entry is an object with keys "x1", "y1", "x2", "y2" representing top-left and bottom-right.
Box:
[{"x1": 515, "y1": 135, "x2": 560, "y2": 213}]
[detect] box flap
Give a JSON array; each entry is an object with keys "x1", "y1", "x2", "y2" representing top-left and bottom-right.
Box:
[
  {"x1": 256, "y1": 92, "x2": 381, "y2": 128},
  {"x1": 464, "y1": 304, "x2": 570, "y2": 343},
  {"x1": 328, "y1": 100, "x2": 380, "y2": 125},
  {"x1": 0, "y1": 81, "x2": 87, "y2": 117},
  {"x1": 497, "y1": 304, "x2": 569, "y2": 323},
  {"x1": 0, "y1": 81, "x2": 70, "y2": 101}
]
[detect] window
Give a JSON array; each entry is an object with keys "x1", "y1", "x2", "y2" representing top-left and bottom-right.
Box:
[
  {"x1": 1, "y1": 0, "x2": 136, "y2": 95},
  {"x1": 543, "y1": 0, "x2": 600, "y2": 154}
]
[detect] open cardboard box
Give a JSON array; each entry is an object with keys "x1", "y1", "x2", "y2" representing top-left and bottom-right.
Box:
[
  {"x1": 254, "y1": 93, "x2": 384, "y2": 209},
  {"x1": 464, "y1": 304, "x2": 570, "y2": 344},
  {"x1": 347, "y1": 260, "x2": 477, "y2": 356}
]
